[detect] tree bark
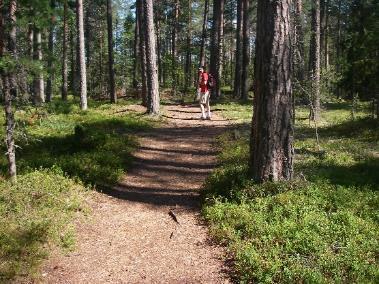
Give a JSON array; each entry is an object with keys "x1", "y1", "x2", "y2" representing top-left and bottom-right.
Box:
[
  {"x1": 137, "y1": 0, "x2": 147, "y2": 106},
  {"x1": 324, "y1": 0, "x2": 329, "y2": 70},
  {"x1": 210, "y1": 0, "x2": 224, "y2": 98},
  {"x1": 27, "y1": 23, "x2": 33, "y2": 96},
  {"x1": 233, "y1": 0, "x2": 243, "y2": 98},
  {"x1": 0, "y1": 0, "x2": 17, "y2": 180},
  {"x1": 294, "y1": 0, "x2": 305, "y2": 82},
  {"x1": 250, "y1": 0, "x2": 294, "y2": 182},
  {"x1": 132, "y1": 10, "x2": 139, "y2": 89},
  {"x1": 33, "y1": 27, "x2": 45, "y2": 105},
  {"x1": 70, "y1": 28, "x2": 75, "y2": 94},
  {"x1": 199, "y1": 0, "x2": 208, "y2": 69},
  {"x1": 76, "y1": 0, "x2": 88, "y2": 110},
  {"x1": 309, "y1": 0, "x2": 321, "y2": 121},
  {"x1": 240, "y1": 0, "x2": 250, "y2": 101},
  {"x1": 143, "y1": 0, "x2": 159, "y2": 115},
  {"x1": 171, "y1": 0, "x2": 179, "y2": 95},
  {"x1": 184, "y1": 0, "x2": 192, "y2": 95},
  {"x1": 107, "y1": 0, "x2": 116, "y2": 103},
  {"x1": 46, "y1": 0, "x2": 55, "y2": 103},
  {"x1": 62, "y1": 0, "x2": 68, "y2": 100}
]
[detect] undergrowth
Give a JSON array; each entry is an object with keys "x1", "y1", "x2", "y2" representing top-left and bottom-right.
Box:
[
  {"x1": 203, "y1": 101, "x2": 379, "y2": 283},
  {"x1": 0, "y1": 98, "x2": 153, "y2": 185},
  {"x1": 0, "y1": 168, "x2": 88, "y2": 282}
]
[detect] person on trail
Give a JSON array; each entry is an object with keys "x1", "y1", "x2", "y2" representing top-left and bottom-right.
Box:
[{"x1": 198, "y1": 66, "x2": 212, "y2": 120}]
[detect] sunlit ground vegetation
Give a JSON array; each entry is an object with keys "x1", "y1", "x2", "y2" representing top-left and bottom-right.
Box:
[
  {"x1": 0, "y1": 98, "x2": 154, "y2": 281},
  {"x1": 203, "y1": 99, "x2": 379, "y2": 283}
]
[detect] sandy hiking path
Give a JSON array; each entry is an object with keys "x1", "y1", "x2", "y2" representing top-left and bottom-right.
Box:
[{"x1": 43, "y1": 103, "x2": 232, "y2": 283}]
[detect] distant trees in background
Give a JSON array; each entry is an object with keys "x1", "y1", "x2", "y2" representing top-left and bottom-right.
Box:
[
  {"x1": 0, "y1": 0, "x2": 378, "y2": 178},
  {"x1": 0, "y1": 0, "x2": 376, "y2": 106}
]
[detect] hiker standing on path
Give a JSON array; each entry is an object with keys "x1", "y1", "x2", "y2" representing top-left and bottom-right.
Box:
[{"x1": 198, "y1": 66, "x2": 212, "y2": 120}]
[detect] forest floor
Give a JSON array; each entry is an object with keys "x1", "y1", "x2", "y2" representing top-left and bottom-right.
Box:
[{"x1": 42, "y1": 102, "x2": 233, "y2": 283}]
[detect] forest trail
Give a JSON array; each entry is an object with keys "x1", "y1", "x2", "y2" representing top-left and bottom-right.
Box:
[{"x1": 43, "y1": 103, "x2": 232, "y2": 283}]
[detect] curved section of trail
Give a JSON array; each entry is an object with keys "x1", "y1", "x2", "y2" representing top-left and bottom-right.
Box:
[{"x1": 43, "y1": 103, "x2": 231, "y2": 283}]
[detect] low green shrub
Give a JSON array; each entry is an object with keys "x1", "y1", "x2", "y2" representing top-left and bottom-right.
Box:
[
  {"x1": 0, "y1": 168, "x2": 88, "y2": 281},
  {"x1": 203, "y1": 103, "x2": 379, "y2": 283}
]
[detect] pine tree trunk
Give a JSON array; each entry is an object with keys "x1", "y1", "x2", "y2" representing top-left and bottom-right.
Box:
[
  {"x1": 210, "y1": 0, "x2": 224, "y2": 98},
  {"x1": 33, "y1": 27, "x2": 45, "y2": 105},
  {"x1": 76, "y1": 0, "x2": 87, "y2": 110},
  {"x1": 46, "y1": 0, "x2": 55, "y2": 103},
  {"x1": 233, "y1": 0, "x2": 243, "y2": 98},
  {"x1": 27, "y1": 23, "x2": 33, "y2": 96},
  {"x1": 132, "y1": 10, "x2": 139, "y2": 89},
  {"x1": 240, "y1": 0, "x2": 250, "y2": 101},
  {"x1": 107, "y1": 0, "x2": 116, "y2": 103},
  {"x1": 99, "y1": 28, "x2": 104, "y2": 97},
  {"x1": 320, "y1": 0, "x2": 325, "y2": 67},
  {"x1": 309, "y1": 0, "x2": 321, "y2": 121},
  {"x1": 171, "y1": 0, "x2": 179, "y2": 95},
  {"x1": 62, "y1": 0, "x2": 68, "y2": 100},
  {"x1": 155, "y1": 9, "x2": 163, "y2": 86},
  {"x1": 294, "y1": 0, "x2": 305, "y2": 83},
  {"x1": 70, "y1": 28, "x2": 75, "y2": 94},
  {"x1": 336, "y1": 0, "x2": 341, "y2": 98},
  {"x1": 199, "y1": 0, "x2": 208, "y2": 68},
  {"x1": 324, "y1": 0, "x2": 329, "y2": 70},
  {"x1": 137, "y1": 0, "x2": 147, "y2": 106},
  {"x1": 250, "y1": 0, "x2": 294, "y2": 182},
  {"x1": 143, "y1": 0, "x2": 159, "y2": 115},
  {"x1": 0, "y1": 0, "x2": 17, "y2": 180},
  {"x1": 184, "y1": 0, "x2": 192, "y2": 95}
]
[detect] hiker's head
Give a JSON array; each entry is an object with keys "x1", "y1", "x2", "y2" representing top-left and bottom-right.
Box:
[{"x1": 198, "y1": 67, "x2": 204, "y2": 73}]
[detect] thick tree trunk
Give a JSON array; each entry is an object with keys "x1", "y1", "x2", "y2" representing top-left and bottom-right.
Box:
[
  {"x1": 62, "y1": 0, "x2": 68, "y2": 100},
  {"x1": 46, "y1": 0, "x2": 55, "y2": 103},
  {"x1": 233, "y1": 0, "x2": 243, "y2": 98},
  {"x1": 240, "y1": 0, "x2": 250, "y2": 101},
  {"x1": 199, "y1": 0, "x2": 208, "y2": 68},
  {"x1": 309, "y1": 0, "x2": 321, "y2": 121},
  {"x1": 210, "y1": 0, "x2": 224, "y2": 98},
  {"x1": 107, "y1": 0, "x2": 116, "y2": 103},
  {"x1": 33, "y1": 27, "x2": 45, "y2": 105},
  {"x1": 76, "y1": 0, "x2": 87, "y2": 110},
  {"x1": 0, "y1": 0, "x2": 17, "y2": 180},
  {"x1": 137, "y1": 0, "x2": 147, "y2": 106},
  {"x1": 250, "y1": 0, "x2": 294, "y2": 182},
  {"x1": 143, "y1": 0, "x2": 159, "y2": 115}
]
